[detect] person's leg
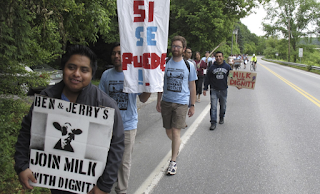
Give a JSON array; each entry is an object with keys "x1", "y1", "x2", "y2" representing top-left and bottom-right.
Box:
[
  {"x1": 198, "y1": 76, "x2": 203, "y2": 101},
  {"x1": 195, "y1": 80, "x2": 199, "y2": 95},
  {"x1": 166, "y1": 103, "x2": 187, "y2": 175},
  {"x1": 210, "y1": 89, "x2": 218, "y2": 124},
  {"x1": 196, "y1": 79, "x2": 201, "y2": 102},
  {"x1": 166, "y1": 128, "x2": 181, "y2": 161},
  {"x1": 166, "y1": 128, "x2": 173, "y2": 140},
  {"x1": 218, "y1": 89, "x2": 228, "y2": 122},
  {"x1": 115, "y1": 129, "x2": 137, "y2": 194}
]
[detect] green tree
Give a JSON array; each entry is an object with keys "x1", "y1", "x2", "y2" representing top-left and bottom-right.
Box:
[
  {"x1": 168, "y1": 0, "x2": 260, "y2": 55},
  {"x1": 263, "y1": 0, "x2": 320, "y2": 62},
  {"x1": 0, "y1": 1, "x2": 118, "y2": 192},
  {"x1": 233, "y1": 22, "x2": 262, "y2": 55}
]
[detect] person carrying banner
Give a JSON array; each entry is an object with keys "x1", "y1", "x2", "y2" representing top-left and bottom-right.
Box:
[
  {"x1": 99, "y1": 42, "x2": 151, "y2": 194},
  {"x1": 194, "y1": 51, "x2": 207, "y2": 102},
  {"x1": 201, "y1": 51, "x2": 213, "y2": 65},
  {"x1": 14, "y1": 45, "x2": 125, "y2": 194},
  {"x1": 203, "y1": 51, "x2": 232, "y2": 131},
  {"x1": 201, "y1": 51, "x2": 212, "y2": 81},
  {"x1": 156, "y1": 36, "x2": 197, "y2": 175}
]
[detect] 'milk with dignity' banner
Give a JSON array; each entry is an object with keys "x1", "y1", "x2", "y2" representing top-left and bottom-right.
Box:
[
  {"x1": 228, "y1": 70, "x2": 257, "y2": 89},
  {"x1": 117, "y1": 0, "x2": 170, "y2": 93},
  {"x1": 29, "y1": 94, "x2": 114, "y2": 193}
]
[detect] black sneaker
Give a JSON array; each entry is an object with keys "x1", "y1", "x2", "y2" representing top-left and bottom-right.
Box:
[
  {"x1": 219, "y1": 117, "x2": 224, "y2": 124},
  {"x1": 210, "y1": 123, "x2": 216, "y2": 130}
]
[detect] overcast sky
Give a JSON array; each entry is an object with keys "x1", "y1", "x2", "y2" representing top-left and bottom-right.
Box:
[{"x1": 241, "y1": 5, "x2": 267, "y2": 36}]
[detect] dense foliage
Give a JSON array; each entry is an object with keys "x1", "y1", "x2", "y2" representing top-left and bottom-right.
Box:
[
  {"x1": 263, "y1": 36, "x2": 320, "y2": 68},
  {"x1": 262, "y1": 0, "x2": 320, "y2": 62},
  {"x1": 168, "y1": 0, "x2": 259, "y2": 55}
]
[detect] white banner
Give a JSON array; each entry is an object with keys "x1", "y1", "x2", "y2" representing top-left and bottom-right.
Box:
[
  {"x1": 117, "y1": 0, "x2": 170, "y2": 93},
  {"x1": 29, "y1": 94, "x2": 114, "y2": 193}
]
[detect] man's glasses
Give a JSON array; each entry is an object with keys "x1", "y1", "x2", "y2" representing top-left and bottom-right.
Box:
[{"x1": 172, "y1": 45, "x2": 182, "y2": 49}]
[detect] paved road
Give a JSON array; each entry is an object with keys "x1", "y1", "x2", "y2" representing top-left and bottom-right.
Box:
[{"x1": 114, "y1": 57, "x2": 320, "y2": 194}]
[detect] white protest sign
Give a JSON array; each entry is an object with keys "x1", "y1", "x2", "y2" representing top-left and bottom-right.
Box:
[
  {"x1": 228, "y1": 70, "x2": 257, "y2": 89},
  {"x1": 117, "y1": 0, "x2": 170, "y2": 93},
  {"x1": 29, "y1": 94, "x2": 114, "y2": 193}
]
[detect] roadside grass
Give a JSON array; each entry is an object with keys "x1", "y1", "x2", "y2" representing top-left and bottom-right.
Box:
[{"x1": 262, "y1": 59, "x2": 320, "y2": 75}]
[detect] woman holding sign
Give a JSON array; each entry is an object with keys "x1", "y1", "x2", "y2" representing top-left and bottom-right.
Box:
[{"x1": 14, "y1": 45, "x2": 124, "y2": 194}]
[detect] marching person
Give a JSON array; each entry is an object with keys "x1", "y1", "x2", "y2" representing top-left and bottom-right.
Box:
[
  {"x1": 194, "y1": 51, "x2": 207, "y2": 102},
  {"x1": 14, "y1": 45, "x2": 125, "y2": 194},
  {"x1": 156, "y1": 36, "x2": 197, "y2": 175},
  {"x1": 203, "y1": 51, "x2": 232, "y2": 131},
  {"x1": 99, "y1": 42, "x2": 151, "y2": 194},
  {"x1": 184, "y1": 47, "x2": 196, "y2": 69}
]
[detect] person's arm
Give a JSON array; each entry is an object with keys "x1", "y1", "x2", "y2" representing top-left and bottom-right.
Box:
[
  {"x1": 14, "y1": 106, "x2": 38, "y2": 189},
  {"x1": 188, "y1": 80, "x2": 196, "y2": 117},
  {"x1": 156, "y1": 92, "x2": 162, "y2": 112},
  {"x1": 203, "y1": 68, "x2": 210, "y2": 96},
  {"x1": 138, "y1": 92, "x2": 151, "y2": 103},
  {"x1": 98, "y1": 72, "x2": 107, "y2": 92},
  {"x1": 19, "y1": 169, "x2": 37, "y2": 190},
  {"x1": 14, "y1": 107, "x2": 33, "y2": 175},
  {"x1": 96, "y1": 106, "x2": 124, "y2": 193}
]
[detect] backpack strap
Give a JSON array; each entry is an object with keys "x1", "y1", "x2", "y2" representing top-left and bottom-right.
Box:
[{"x1": 184, "y1": 59, "x2": 190, "y2": 72}]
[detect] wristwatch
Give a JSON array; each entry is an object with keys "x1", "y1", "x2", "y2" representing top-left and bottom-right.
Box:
[{"x1": 190, "y1": 104, "x2": 195, "y2": 107}]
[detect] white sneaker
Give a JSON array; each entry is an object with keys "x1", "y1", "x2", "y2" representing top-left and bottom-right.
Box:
[{"x1": 167, "y1": 161, "x2": 177, "y2": 175}]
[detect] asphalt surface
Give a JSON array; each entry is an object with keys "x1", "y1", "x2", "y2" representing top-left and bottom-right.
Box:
[{"x1": 116, "y1": 57, "x2": 320, "y2": 194}]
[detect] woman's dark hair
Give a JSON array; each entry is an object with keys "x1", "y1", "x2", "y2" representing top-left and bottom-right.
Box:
[{"x1": 61, "y1": 45, "x2": 98, "y2": 77}]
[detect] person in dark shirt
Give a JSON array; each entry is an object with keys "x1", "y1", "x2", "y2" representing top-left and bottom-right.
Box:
[{"x1": 203, "y1": 51, "x2": 232, "y2": 131}]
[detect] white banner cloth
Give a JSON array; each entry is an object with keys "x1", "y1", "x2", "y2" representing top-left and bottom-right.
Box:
[{"x1": 117, "y1": 0, "x2": 170, "y2": 93}]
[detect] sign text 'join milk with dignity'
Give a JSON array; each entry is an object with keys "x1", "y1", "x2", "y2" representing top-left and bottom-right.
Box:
[{"x1": 29, "y1": 94, "x2": 115, "y2": 193}]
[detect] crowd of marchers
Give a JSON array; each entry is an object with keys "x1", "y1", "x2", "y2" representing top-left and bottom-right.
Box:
[{"x1": 14, "y1": 35, "x2": 249, "y2": 194}]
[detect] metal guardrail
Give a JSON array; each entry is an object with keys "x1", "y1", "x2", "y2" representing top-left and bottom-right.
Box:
[{"x1": 262, "y1": 58, "x2": 320, "y2": 70}]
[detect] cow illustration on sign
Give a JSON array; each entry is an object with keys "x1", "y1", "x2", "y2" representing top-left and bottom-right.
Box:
[{"x1": 53, "y1": 122, "x2": 82, "y2": 152}]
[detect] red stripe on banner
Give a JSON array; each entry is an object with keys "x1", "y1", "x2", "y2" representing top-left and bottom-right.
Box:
[{"x1": 145, "y1": 83, "x2": 150, "y2": 86}]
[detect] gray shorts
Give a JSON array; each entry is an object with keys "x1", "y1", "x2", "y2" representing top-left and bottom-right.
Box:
[{"x1": 161, "y1": 101, "x2": 188, "y2": 129}]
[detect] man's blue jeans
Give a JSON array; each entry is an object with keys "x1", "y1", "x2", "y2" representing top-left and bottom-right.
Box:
[{"x1": 210, "y1": 89, "x2": 228, "y2": 124}]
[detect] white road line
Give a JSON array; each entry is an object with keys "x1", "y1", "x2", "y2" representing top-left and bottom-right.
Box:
[{"x1": 134, "y1": 104, "x2": 211, "y2": 194}]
